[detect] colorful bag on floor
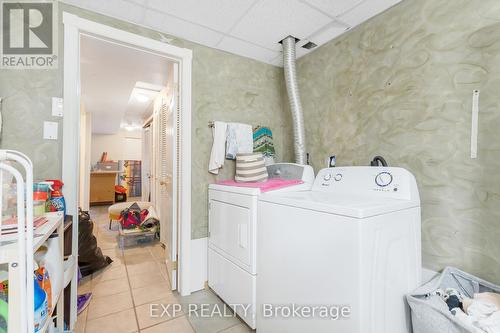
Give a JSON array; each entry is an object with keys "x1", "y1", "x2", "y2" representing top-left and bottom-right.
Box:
[{"x1": 120, "y1": 202, "x2": 148, "y2": 229}]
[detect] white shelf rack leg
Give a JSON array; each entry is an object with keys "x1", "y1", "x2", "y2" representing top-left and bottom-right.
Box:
[
  {"x1": 0, "y1": 162, "x2": 27, "y2": 333},
  {"x1": 0, "y1": 150, "x2": 34, "y2": 333}
]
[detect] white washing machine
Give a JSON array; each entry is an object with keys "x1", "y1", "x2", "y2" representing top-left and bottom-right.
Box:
[
  {"x1": 257, "y1": 166, "x2": 421, "y2": 333},
  {"x1": 208, "y1": 163, "x2": 314, "y2": 329}
]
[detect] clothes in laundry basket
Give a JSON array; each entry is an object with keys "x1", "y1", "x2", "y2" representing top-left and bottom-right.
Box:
[
  {"x1": 433, "y1": 287, "x2": 500, "y2": 332},
  {"x1": 407, "y1": 267, "x2": 500, "y2": 333}
]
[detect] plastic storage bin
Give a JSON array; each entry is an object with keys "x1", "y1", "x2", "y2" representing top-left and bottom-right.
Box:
[
  {"x1": 406, "y1": 267, "x2": 500, "y2": 333},
  {"x1": 96, "y1": 161, "x2": 119, "y2": 171},
  {"x1": 118, "y1": 228, "x2": 156, "y2": 249}
]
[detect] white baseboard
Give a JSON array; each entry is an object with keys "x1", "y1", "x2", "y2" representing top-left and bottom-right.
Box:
[{"x1": 190, "y1": 237, "x2": 208, "y2": 292}]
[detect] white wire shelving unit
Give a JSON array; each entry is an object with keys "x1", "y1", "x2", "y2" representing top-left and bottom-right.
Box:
[{"x1": 0, "y1": 150, "x2": 71, "y2": 333}]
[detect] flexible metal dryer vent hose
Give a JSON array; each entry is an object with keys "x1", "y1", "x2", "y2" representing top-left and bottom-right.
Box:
[{"x1": 282, "y1": 36, "x2": 307, "y2": 165}]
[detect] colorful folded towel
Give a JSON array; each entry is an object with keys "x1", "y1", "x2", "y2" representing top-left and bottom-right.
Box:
[{"x1": 253, "y1": 126, "x2": 275, "y2": 158}]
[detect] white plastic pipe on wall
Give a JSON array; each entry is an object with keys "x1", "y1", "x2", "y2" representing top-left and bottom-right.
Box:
[{"x1": 282, "y1": 36, "x2": 307, "y2": 165}]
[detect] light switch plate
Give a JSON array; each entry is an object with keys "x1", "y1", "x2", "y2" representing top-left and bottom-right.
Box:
[
  {"x1": 43, "y1": 121, "x2": 58, "y2": 140},
  {"x1": 52, "y1": 97, "x2": 63, "y2": 117}
]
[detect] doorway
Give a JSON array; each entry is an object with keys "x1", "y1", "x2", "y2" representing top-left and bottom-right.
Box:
[{"x1": 62, "y1": 13, "x2": 192, "y2": 328}]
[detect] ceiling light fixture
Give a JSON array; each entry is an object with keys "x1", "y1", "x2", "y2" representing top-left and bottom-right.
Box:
[
  {"x1": 121, "y1": 122, "x2": 141, "y2": 131},
  {"x1": 135, "y1": 93, "x2": 150, "y2": 103}
]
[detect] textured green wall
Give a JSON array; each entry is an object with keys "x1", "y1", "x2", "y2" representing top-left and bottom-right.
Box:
[
  {"x1": 0, "y1": 3, "x2": 293, "y2": 239},
  {"x1": 297, "y1": 0, "x2": 500, "y2": 283}
]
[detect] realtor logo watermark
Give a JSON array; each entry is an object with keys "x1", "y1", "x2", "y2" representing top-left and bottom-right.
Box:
[
  {"x1": 1, "y1": 0, "x2": 58, "y2": 69},
  {"x1": 150, "y1": 302, "x2": 352, "y2": 321}
]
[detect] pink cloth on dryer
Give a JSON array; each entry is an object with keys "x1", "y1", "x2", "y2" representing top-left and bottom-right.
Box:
[{"x1": 216, "y1": 178, "x2": 304, "y2": 192}]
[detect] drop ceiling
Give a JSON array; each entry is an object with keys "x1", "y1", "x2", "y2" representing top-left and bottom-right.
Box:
[
  {"x1": 81, "y1": 34, "x2": 172, "y2": 134},
  {"x1": 64, "y1": 0, "x2": 402, "y2": 66}
]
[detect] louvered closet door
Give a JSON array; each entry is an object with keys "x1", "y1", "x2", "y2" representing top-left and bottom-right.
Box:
[
  {"x1": 141, "y1": 126, "x2": 152, "y2": 202},
  {"x1": 158, "y1": 92, "x2": 178, "y2": 290}
]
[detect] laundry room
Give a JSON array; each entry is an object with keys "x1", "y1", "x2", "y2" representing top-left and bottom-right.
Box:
[{"x1": 0, "y1": 0, "x2": 499, "y2": 332}]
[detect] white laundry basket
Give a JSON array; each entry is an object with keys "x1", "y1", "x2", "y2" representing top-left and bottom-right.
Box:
[{"x1": 406, "y1": 267, "x2": 500, "y2": 333}]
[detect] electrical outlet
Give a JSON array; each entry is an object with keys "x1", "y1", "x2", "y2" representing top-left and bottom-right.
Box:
[
  {"x1": 43, "y1": 121, "x2": 58, "y2": 140},
  {"x1": 52, "y1": 97, "x2": 63, "y2": 117}
]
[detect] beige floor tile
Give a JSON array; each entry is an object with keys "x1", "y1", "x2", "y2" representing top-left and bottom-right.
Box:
[
  {"x1": 102, "y1": 247, "x2": 124, "y2": 260},
  {"x1": 74, "y1": 307, "x2": 88, "y2": 333},
  {"x1": 125, "y1": 252, "x2": 156, "y2": 265},
  {"x1": 74, "y1": 320, "x2": 85, "y2": 333},
  {"x1": 149, "y1": 245, "x2": 165, "y2": 261},
  {"x1": 219, "y1": 323, "x2": 253, "y2": 333},
  {"x1": 108, "y1": 255, "x2": 127, "y2": 266},
  {"x1": 92, "y1": 277, "x2": 130, "y2": 297},
  {"x1": 186, "y1": 307, "x2": 240, "y2": 333},
  {"x1": 123, "y1": 246, "x2": 152, "y2": 256},
  {"x1": 126, "y1": 260, "x2": 161, "y2": 276},
  {"x1": 132, "y1": 281, "x2": 173, "y2": 306},
  {"x1": 85, "y1": 308, "x2": 138, "y2": 333},
  {"x1": 97, "y1": 239, "x2": 119, "y2": 250},
  {"x1": 135, "y1": 293, "x2": 183, "y2": 329},
  {"x1": 92, "y1": 262, "x2": 127, "y2": 283},
  {"x1": 156, "y1": 260, "x2": 170, "y2": 280},
  {"x1": 78, "y1": 275, "x2": 93, "y2": 294},
  {"x1": 179, "y1": 294, "x2": 240, "y2": 333},
  {"x1": 141, "y1": 316, "x2": 194, "y2": 333},
  {"x1": 97, "y1": 231, "x2": 118, "y2": 240},
  {"x1": 87, "y1": 290, "x2": 133, "y2": 320},
  {"x1": 128, "y1": 270, "x2": 168, "y2": 290}
]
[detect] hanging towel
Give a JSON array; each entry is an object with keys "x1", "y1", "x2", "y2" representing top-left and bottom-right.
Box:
[
  {"x1": 209, "y1": 121, "x2": 227, "y2": 174},
  {"x1": 225, "y1": 123, "x2": 253, "y2": 160}
]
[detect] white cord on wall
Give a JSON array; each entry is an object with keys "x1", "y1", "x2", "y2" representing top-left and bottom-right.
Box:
[
  {"x1": 0, "y1": 97, "x2": 3, "y2": 139},
  {"x1": 471, "y1": 90, "x2": 480, "y2": 159}
]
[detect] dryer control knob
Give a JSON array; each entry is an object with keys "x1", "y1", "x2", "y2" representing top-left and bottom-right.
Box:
[
  {"x1": 375, "y1": 172, "x2": 393, "y2": 187},
  {"x1": 323, "y1": 173, "x2": 332, "y2": 181},
  {"x1": 334, "y1": 174, "x2": 343, "y2": 181}
]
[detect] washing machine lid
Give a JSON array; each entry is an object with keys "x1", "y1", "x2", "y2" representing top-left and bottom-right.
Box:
[{"x1": 259, "y1": 191, "x2": 419, "y2": 218}]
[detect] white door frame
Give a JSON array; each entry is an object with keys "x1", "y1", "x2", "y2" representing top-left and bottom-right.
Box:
[{"x1": 62, "y1": 13, "x2": 193, "y2": 324}]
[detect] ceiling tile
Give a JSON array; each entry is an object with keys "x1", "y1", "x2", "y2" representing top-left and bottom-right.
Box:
[
  {"x1": 308, "y1": 21, "x2": 350, "y2": 45},
  {"x1": 146, "y1": 0, "x2": 256, "y2": 33},
  {"x1": 82, "y1": 0, "x2": 146, "y2": 24},
  {"x1": 301, "y1": 0, "x2": 364, "y2": 17},
  {"x1": 142, "y1": 9, "x2": 224, "y2": 47},
  {"x1": 230, "y1": 0, "x2": 331, "y2": 51},
  {"x1": 217, "y1": 36, "x2": 279, "y2": 64},
  {"x1": 339, "y1": 0, "x2": 401, "y2": 27}
]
